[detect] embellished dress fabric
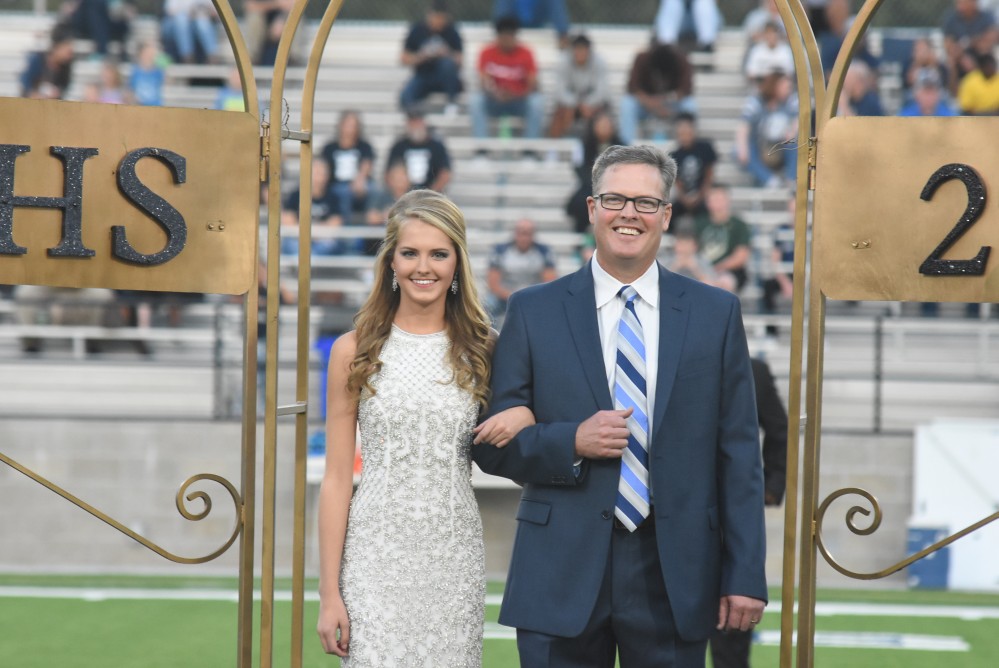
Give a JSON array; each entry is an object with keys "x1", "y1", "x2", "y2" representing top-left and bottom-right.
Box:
[{"x1": 340, "y1": 326, "x2": 485, "y2": 667}]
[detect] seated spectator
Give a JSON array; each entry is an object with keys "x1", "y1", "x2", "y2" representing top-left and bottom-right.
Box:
[
  {"x1": 280, "y1": 159, "x2": 344, "y2": 257},
  {"x1": 470, "y1": 16, "x2": 544, "y2": 143},
  {"x1": 486, "y1": 218, "x2": 557, "y2": 324},
  {"x1": 84, "y1": 58, "x2": 132, "y2": 104},
  {"x1": 215, "y1": 68, "x2": 245, "y2": 111},
  {"x1": 693, "y1": 186, "x2": 752, "y2": 292},
  {"x1": 669, "y1": 112, "x2": 717, "y2": 222},
  {"x1": 903, "y1": 37, "x2": 950, "y2": 102},
  {"x1": 743, "y1": 0, "x2": 785, "y2": 48},
  {"x1": 942, "y1": 0, "x2": 999, "y2": 94},
  {"x1": 15, "y1": 285, "x2": 114, "y2": 354},
  {"x1": 362, "y1": 162, "x2": 412, "y2": 255},
  {"x1": 548, "y1": 33, "x2": 610, "y2": 138},
  {"x1": 662, "y1": 230, "x2": 736, "y2": 292},
  {"x1": 386, "y1": 112, "x2": 452, "y2": 192},
  {"x1": 619, "y1": 42, "x2": 696, "y2": 144},
  {"x1": 243, "y1": 0, "x2": 293, "y2": 65},
  {"x1": 161, "y1": 0, "x2": 219, "y2": 64},
  {"x1": 20, "y1": 35, "x2": 75, "y2": 99},
  {"x1": 899, "y1": 68, "x2": 958, "y2": 117},
  {"x1": 817, "y1": 0, "x2": 878, "y2": 79},
  {"x1": 70, "y1": 0, "x2": 134, "y2": 58},
  {"x1": 655, "y1": 0, "x2": 722, "y2": 51},
  {"x1": 762, "y1": 197, "x2": 795, "y2": 317},
  {"x1": 957, "y1": 51, "x2": 999, "y2": 114},
  {"x1": 565, "y1": 109, "x2": 622, "y2": 233},
  {"x1": 493, "y1": 0, "x2": 570, "y2": 46},
  {"x1": 744, "y1": 20, "x2": 794, "y2": 82},
  {"x1": 400, "y1": 1, "x2": 463, "y2": 115},
  {"x1": 838, "y1": 61, "x2": 884, "y2": 116},
  {"x1": 735, "y1": 70, "x2": 798, "y2": 188},
  {"x1": 129, "y1": 42, "x2": 166, "y2": 106},
  {"x1": 319, "y1": 110, "x2": 375, "y2": 225},
  {"x1": 805, "y1": 0, "x2": 830, "y2": 35}
]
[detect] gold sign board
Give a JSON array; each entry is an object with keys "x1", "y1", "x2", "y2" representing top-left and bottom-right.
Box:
[
  {"x1": 0, "y1": 97, "x2": 258, "y2": 295},
  {"x1": 814, "y1": 116, "x2": 999, "y2": 303}
]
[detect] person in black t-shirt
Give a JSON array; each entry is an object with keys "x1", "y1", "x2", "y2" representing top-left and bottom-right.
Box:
[
  {"x1": 319, "y1": 110, "x2": 375, "y2": 225},
  {"x1": 669, "y1": 112, "x2": 718, "y2": 223},
  {"x1": 400, "y1": 0, "x2": 464, "y2": 113},
  {"x1": 386, "y1": 112, "x2": 453, "y2": 192}
]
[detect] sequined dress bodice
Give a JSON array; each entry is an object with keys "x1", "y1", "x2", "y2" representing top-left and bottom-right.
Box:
[{"x1": 339, "y1": 326, "x2": 485, "y2": 667}]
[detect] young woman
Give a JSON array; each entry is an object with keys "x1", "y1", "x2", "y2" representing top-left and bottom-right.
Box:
[{"x1": 317, "y1": 189, "x2": 531, "y2": 665}]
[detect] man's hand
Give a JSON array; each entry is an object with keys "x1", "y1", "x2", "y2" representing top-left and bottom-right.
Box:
[
  {"x1": 575, "y1": 408, "x2": 632, "y2": 459},
  {"x1": 717, "y1": 594, "x2": 766, "y2": 633}
]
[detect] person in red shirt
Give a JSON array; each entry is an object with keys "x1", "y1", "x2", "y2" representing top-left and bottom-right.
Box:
[{"x1": 470, "y1": 15, "x2": 545, "y2": 142}]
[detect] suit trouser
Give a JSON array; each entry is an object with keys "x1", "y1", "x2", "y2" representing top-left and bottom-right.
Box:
[
  {"x1": 709, "y1": 627, "x2": 752, "y2": 668},
  {"x1": 516, "y1": 518, "x2": 708, "y2": 668}
]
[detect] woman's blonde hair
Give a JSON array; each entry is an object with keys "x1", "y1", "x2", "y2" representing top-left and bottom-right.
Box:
[{"x1": 347, "y1": 189, "x2": 493, "y2": 408}]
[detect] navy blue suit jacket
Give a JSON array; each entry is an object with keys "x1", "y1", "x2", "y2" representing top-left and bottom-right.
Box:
[{"x1": 473, "y1": 261, "x2": 767, "y2": 641}]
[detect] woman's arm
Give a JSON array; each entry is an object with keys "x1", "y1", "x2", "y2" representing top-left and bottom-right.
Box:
[
  {"x1": 473, "y1": 405, "x2": 536, "y2": 447},
  {"x1": 316, "y1": 332, "x2": 359, "y2": 658}
]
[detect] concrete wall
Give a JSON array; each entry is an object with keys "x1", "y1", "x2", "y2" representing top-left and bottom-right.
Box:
[{"x1": 0, "y1": 419, "x2": 914, "y2": 588}]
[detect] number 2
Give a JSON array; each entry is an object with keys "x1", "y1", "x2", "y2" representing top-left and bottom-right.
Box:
[{"x1": 919, "y1": 163, "x2": 991, "y2": 276}]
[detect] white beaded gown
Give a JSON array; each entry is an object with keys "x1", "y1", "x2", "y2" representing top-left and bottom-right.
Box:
[{"x1": 339, "y1": 325, "x2": 485, "y2": 667}]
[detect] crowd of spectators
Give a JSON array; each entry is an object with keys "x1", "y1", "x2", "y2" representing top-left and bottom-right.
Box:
[{"x1": 8, "y1": 0, "x2": 999, "y2": 347}]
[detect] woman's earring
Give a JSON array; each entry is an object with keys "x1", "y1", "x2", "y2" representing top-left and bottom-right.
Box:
[
  {"x1": 392, "y1": 270, "x2": 398, "y2": 292},
  {"x1": 451, "y1": 277, "x2": 458, "y2": 295}
]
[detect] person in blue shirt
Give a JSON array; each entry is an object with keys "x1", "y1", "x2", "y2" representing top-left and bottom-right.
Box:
[
  {"x1": 129, "y1": 42, "x2": 165, "y2": 107},
  {"x1": 898, "y1": 68, "x2": 958, "y2": 117},
  {"x1": 493, "y1": 0, "x2": 570, "y2": 46}
]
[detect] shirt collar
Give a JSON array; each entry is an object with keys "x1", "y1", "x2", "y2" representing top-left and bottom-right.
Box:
[{"x1": 591, "y1": 251, "x2": 660, "y2": 310}]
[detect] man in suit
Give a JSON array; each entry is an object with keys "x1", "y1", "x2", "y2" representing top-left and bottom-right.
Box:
[
  {"x1": 473, "y1": 144, "x2": 767, "y2": 667},
  {"x1": 709, "y1": 356, "x2": 788, "y2": 668}
]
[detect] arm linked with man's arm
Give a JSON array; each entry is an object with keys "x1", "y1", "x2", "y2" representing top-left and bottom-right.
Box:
[{"x1": 472, "y1": 292, "x2": 582, "y2": 486}]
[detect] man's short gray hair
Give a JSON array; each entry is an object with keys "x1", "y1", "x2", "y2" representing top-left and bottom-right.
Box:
[{"x1": 591, "y1": 144, "x2": 678, "y2": 200}]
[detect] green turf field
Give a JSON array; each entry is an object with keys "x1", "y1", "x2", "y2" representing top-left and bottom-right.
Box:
[{"x1": 1, "y1": 575, "x2": 998, "y2": 667}]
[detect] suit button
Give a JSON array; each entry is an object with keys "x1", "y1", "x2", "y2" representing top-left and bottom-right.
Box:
[{"x1": 601, "y1": 510, "x2": 611, "y2": 520}]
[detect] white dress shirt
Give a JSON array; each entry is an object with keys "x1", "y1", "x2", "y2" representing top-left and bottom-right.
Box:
[{"x1": 591, "y1": 251, "x2": 661, "y2": 440}]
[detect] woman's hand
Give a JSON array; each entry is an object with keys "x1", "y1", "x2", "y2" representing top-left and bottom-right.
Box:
[
  {"x1": 317, "y1": 594, "x2": 350, "y2": 657},
  {"x1": 472, "y1": 406, "x2": 536, "y2": 447}
]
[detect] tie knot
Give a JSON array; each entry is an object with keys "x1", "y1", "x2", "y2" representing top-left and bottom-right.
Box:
[{"x1": 619, "y1": 285, "x2": 639, "y2": 304}]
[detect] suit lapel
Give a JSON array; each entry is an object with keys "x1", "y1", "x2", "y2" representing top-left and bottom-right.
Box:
[
  {"x1": 565, "y1": 263, "x2": 613, "y2": 410},
  {"x1": 652, "y1": 266, "x2": 688, "y2": 441}
]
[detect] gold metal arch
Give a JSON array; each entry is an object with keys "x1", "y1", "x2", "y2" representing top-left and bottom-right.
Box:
[
  {"x1": 775, "y1": 2, "x2": 999, "y2": 666},
  {"x1": 0, "y1": 1, "x2": 262, "y2": 665},
  {"x1": 259, "y1": 1, "x2": 347, "y2": 667}
]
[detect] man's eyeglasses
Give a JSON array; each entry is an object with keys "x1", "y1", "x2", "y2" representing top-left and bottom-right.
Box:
[{"x1": 594, "y1": 193, "x2": 668, "y2": 214}]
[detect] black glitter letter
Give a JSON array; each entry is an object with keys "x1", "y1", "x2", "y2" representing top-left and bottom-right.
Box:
[{"x1": 112, "y1": 147, "x2": 187, "y2": 266}]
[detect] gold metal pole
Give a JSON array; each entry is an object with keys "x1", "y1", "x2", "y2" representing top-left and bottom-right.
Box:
[
  {"x1": 792, "y1": 4, "x2": 887, "y2": 666},
  {"x1": 290, "y1": 2, "x2": 347, "y2": 666},
  {"x1": 260, "y1": 1, "x2": 314, "y2": 665},
  {"x1": 196, "y1": 4, "x2": 263, "y2": 667},
  {"x1": 772, "y1": 2, "x2": 821, "y2": 666}
]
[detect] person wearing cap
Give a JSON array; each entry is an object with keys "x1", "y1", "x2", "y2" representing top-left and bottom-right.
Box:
[
  {"x1": 385, "y1": 112, "x2": 452, "y2": 192},
  {"x1": 399, "y1": 0, "x2": 464, "y2": 115},
  {"x1": 743, "y1": 19, "x2": 794, "y2": 82},
  {"x1": 548, "y1": 33, "x2": 611, "y2": 138},
  {"x1": 899, "y1": 68, "x2": 958, "y2": 117},
  {"x1": 470, "y1": 15, "x2": 545, "y2": 142},
  {"x1": 735, "y1": 70, "x2": 798, "y2": 188}
]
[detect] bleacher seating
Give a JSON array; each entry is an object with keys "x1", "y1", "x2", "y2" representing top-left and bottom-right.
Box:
[{"x1": 3, "y1": 9, "x2": 997, "y2": 432}]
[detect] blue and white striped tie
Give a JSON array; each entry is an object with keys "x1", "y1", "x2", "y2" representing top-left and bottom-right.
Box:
[{"x1": 614, "y1": 285, "x2": 651, "y2": 531}]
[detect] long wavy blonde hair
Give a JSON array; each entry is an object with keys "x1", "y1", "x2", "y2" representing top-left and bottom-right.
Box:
[{"x1": 347, "y1": 189, "x2": 493, "y2": 408}]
